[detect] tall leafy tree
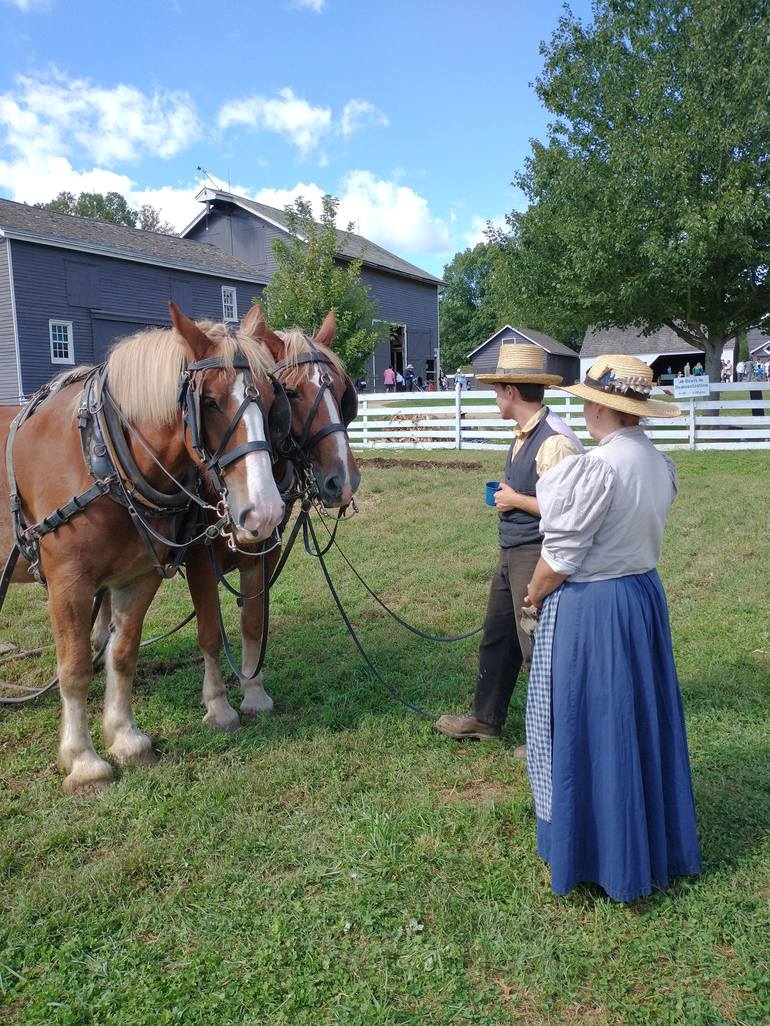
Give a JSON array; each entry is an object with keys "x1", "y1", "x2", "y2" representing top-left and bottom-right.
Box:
[
  {"x1": 438, "y1": 243, "x2": 501, "y2": 370},
  {"x1": 263, "y1": 194, "x2": 378, "y2": 377},
  {"x1": 38, "y1": 191, "x2": 175, "y2": 233},
  {"x1": 501, "y1": 0, "x2": 770, "y2": 378}
]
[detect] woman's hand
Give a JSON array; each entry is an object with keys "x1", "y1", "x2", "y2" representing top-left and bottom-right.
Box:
[{"x1": 527, "y1": 558, "x2": 569, "y2": 609}]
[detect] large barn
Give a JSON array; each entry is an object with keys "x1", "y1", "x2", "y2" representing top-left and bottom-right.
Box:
[
  {"x1": 0, "y1": 198, "x2": 265, "y2": 403},
  {"x1": 181, "y1": 188, "x2": 445, "y2": 390}
]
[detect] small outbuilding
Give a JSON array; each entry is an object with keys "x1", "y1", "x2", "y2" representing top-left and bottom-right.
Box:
[{"x1": 468, "y1": 325, "x2": 579, "y2": 389}]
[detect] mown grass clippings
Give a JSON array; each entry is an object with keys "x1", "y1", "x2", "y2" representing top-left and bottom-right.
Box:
[{"x1": 0, "y1": 450, "x2": 768, "y2": 1025}]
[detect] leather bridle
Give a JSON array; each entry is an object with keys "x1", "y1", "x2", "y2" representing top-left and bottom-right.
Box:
[{"x1": 179, "y1": 353, "x2": 291, "y2": 497}]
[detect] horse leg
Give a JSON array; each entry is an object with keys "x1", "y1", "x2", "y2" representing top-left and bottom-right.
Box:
[
  {"x1": 48, "y1": 581, "x2": 114, "y2": 795},
  {"x1": 91, "y1": 588, "x2": 112, "y2": 669},
  {"x1": 101, "y1": 576, "x2": 160, "y2": 767},
  {"x1": 239, "y1": 559, "x2": 274, "y2": 716},
  {"x1": 185, "y1": 545, "x2": 240, "y2": 732}
]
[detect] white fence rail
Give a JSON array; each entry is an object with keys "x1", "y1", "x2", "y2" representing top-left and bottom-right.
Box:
[{"x1": 348, "y1": 382, "x2": 770, "y2": 452}]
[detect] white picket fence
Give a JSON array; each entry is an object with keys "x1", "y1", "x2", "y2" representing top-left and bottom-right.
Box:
[{"x1": 348, "y1": 382, "x2": 770, "y2": 452}]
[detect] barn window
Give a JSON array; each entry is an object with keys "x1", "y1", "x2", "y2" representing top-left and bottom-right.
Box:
[
  {"x1": 49, "y1": 320, "x2": 74, "y2": 364},
  {"x1": 222, "y1": 286, "x2": 238, "y2": 322}
]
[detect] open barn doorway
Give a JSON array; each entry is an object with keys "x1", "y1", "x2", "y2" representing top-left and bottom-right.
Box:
[{"x1": 388, "y1": 324, "x2": 405, "y2": 376}]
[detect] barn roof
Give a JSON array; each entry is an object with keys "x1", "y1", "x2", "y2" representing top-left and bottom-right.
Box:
[
  {"x1": 0, "y1": 197, "x2": 267, "y2": 284},
  {"x1": 748, "y1": 325, "x2": 770, "y2": 355},
  {"x1": 186, "y1": 188, "x2": 446, "y2": 287},
  {"x1": 580, "y1": 324, "x2": 703, "y2": 358},
  {"x1": 469, "y1": 324, "x2": 578, "y2": 360}
]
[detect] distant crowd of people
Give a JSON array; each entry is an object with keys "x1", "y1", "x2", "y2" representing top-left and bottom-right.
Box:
[
  {"x1": 736, "y1": 358, "x2": 770, "y2": 382},
  {"x1": 373, "y1": 365, "x2": 456, "y2": 393}
]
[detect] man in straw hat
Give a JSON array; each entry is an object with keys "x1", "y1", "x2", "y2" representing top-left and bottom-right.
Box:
[
  {"x1": 436, "y1": 341, "x2": 583, "y2": 746},
  {"x1": 520, "y1": 354, "x2": 700, "y2": 900}
]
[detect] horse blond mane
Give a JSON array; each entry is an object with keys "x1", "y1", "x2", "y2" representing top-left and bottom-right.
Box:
[
  {"x1": 275, "y1": 328, "x2": 348, "y2": 388},
  {"x1": 106, "y1": 321, "x2": 276, "y2": 426}
]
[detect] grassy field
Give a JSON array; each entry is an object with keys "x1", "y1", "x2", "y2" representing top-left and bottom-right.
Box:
[{"x1": 1, "y1": 450, "x2": 768, "y2": 1025}]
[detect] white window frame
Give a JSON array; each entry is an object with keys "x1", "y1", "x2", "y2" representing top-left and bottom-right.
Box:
[
  {"x1": 49, "y1": 319, "x2": 74, "y2": 365},
  {"x1": 221, "y1": 285, "x2": 238, "y2": 322}
]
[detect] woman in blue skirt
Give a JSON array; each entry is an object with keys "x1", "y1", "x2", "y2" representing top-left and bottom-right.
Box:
[{"x1": 524, "y1": 354, "x2": 701, "y2": 902}]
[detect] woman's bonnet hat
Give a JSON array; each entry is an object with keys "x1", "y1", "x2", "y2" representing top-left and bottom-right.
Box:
[
  {"x1": 562, "y1": 354, "x2": 682, "y2": 418},
  {"x1": 476, "y1": 341, "x2": 562, "y2": 386}
]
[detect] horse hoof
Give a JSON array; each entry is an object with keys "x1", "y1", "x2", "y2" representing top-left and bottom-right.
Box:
[
  {"x1": 62, "y1": 755, "x2": 114, "y2": 796},
  {"x1": 240, "y1": 689, "x2": 274, "y2": 717},
  {"x1": 107, "y1": 729, "x2": 157, "y2": 768},
  {"x1": 203, "y1": 705, "x2": 240, "y2": 733}
]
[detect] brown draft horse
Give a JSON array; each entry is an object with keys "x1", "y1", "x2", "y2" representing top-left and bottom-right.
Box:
[
  {"x1": 182, "y1": 304, "x2": 362, "y2": 730},
  {"x1": 0, "y1": 303, "x2": 287, "y2": 793}
]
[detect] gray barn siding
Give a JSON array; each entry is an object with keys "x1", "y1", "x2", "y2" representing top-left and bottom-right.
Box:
[
  {"x1": 470, "y1": 328, "x2": 579, "y2": 387},
  {"x1": 359, "y1": 267, "x2": 438, "y2": 386},
  {"x1": 186, "y1": 206, "x2": 441, "y2": 388},
  {"x1": 0, "y1": 239, "x2": 20, "y2": 402},
  {"x1": 187, "y1": 209, "x2": 278, "y2": 277},
  {"x1": 10, "y1": 240, "x2": 261, "y2": 395}
]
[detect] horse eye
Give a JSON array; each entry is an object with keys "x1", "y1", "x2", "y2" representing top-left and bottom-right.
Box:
[
  {"x1": 202, "y1": 396, "x2": 220, "y2": 411},
  {"x1": 283, "y1": 388, "x2": 298, "y2": 399}
]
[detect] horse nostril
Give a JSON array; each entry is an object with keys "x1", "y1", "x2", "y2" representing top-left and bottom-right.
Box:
[
  {"x1": 324, "y1": 475, "x2": 343, "y2": 498},
  {"x1": 238, "y1": 504, "x2": 256, "y2": 529}
]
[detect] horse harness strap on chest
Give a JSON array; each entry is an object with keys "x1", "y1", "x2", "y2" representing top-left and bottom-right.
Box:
[{"x1": 5, "y1": 366, "x2": 199, "y2": 586}]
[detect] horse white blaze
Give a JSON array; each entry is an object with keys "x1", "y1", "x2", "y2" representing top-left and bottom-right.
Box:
[
  {"x1": 310, "y1": 366, "x2": 353, "y2": 500},
  {"x1": 231, "y1": 375, "x2": 284, "y2": 538}
]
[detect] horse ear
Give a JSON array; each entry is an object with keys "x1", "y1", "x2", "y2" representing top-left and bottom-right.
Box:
[
  {"x1": 241, "y1": 301, "x2": 285, "y2": 361},
  {"x1": 168, "y1": 300, "x2": 211, "y2": 362},
  {"x1": 315, "y1": 309, "x2": 337, "y2": 348}
]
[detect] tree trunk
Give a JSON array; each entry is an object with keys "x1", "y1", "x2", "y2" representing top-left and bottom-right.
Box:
[{"x1": 703, "y1": 336, "x2": 723, "y2": 382}]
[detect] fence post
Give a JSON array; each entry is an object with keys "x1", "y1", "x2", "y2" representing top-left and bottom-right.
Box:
[
  {"x1": 688, "y1": 397, "x2": 696, "y2": 450},
  {"x1": 455, "y1": 380, "x2": 463, "y2": 450},
  {"x1": 361, "y1": 396, "x2": 368, "y2": 448}
]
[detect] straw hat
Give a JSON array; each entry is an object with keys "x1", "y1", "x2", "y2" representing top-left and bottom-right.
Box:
[
  {"x1": 562, "y1": 355, "x2": 681, "y2": 419},
  {"x1": 476, "y1": 342, "x2": 562, "y2": 386}
]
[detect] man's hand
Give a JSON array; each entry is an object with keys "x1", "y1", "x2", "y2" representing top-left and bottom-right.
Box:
[
  {"x1": 495, "y1": 484, "x2": 539, "y2": 517},
  {"x1": 494, "y1": 483, "x2": 521, "y2": 512}
]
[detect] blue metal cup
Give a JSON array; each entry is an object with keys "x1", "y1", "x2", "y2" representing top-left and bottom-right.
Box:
[{"x1": 485, "y1": 481, "x2": 500, "y2": 506}]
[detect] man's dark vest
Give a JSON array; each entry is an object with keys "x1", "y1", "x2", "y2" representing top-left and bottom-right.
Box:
[{"x1": 499, "y1": 411, "x2": 558, "y2": 548}]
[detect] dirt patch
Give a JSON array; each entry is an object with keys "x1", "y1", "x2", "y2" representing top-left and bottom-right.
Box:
[
  {"x1": 358, "y1": 457, "x2": 483, "y2": 471},
  {"x1": 440, "y1": 779, "x2": 513, "y2": 804}
]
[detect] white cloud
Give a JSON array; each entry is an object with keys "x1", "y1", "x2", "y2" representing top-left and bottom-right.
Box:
[
  {"x1": 293, "y1": 0, "x2": 325, "y2": 10},
  {"x1": 250, "y1": 170, "x2": 452, "y2": 258},
  {"x1": 0, "y1": 68, "x2": 203, "y2": 228},
  {"x1": 3, "y1": 0, "x2": 50, "y2": 10},
  {"x1": 463, "y1": 213, "x2": 507, "y2": 248},
  {"x1": 217, "y1": 88, "x2": 388, "y2": 156},
  {"x1": 336, "y1": 171, "x2": 452, "y2": 255},
  {"x1": 0, "y1": 68, "x2": 199, "y2": 168},
  {"x1": 218, "y1": 88, "x2": 331, "y2": 156},
  {"x1": 340, "y1": 99, "x2": 389, "y2": 137}
]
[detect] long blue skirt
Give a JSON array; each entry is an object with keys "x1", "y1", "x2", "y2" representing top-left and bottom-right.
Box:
[{"x1": 536, "y1": 571, "x2": 701, "y2": 902}]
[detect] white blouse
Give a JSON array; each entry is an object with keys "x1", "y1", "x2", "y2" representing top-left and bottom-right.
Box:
[{"x1": 536, "y1": 426, "x2": 678, "y2": 582}]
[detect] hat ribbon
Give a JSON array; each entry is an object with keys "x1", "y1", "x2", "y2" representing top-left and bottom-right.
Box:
[
  {"x1": 495, "y1": 365, "x2": 548, "y2": 376},
  {"x1": 582, "y1": 368, "x2": 652, "y2": 402}
]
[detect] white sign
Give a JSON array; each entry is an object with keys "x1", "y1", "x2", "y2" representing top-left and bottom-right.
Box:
[{"x1": 673, "y1": 375, "x2": 710, "y2": 399}]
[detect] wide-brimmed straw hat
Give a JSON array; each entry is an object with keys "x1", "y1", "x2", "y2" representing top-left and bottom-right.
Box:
[
  {"x1": 476, "y1": 342, "x2": 562, "y2": 386},
  {"x1": 562, "y1": 355, "x2": 681, "y2": 419}
]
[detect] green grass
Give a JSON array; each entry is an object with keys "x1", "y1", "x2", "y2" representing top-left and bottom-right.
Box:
[{"x1": 1, "y1": 450, "x2": 768, "y2": 1025}]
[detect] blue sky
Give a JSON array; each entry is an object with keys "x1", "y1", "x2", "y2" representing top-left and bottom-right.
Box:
[{"x1": 0, "y1": 0, "x2": 594, "y2": 276}]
